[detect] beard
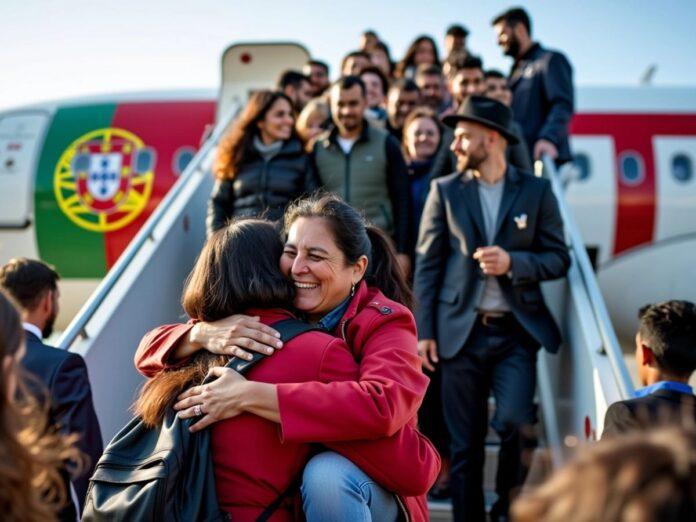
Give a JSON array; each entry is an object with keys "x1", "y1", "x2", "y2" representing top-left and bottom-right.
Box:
[
  {"x1": 505, "y1": 35, "x2": 520, "y2": 58},
  {"x1": 456, "y1": 143, "x2": 488, "y2": 172},
  {"x1": 42, "y1": 310, "x2": 57, "y2": 339},
  {"x1": 338, "y1": 115, "x2": 361, "y2": 133}
]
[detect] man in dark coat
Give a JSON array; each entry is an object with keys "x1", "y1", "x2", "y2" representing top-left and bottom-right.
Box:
[
  {"x1": 492, "y1": 7, "x2": 574, "y2": 165},
  {"x1": 603, "y1": 300, "x2": 696, "y2": 437},
  {"x1": 0, "y1": 258, "x2": 103, "y2": 521},
  {"x1": 414, "y1": 96, "x2": 570, "y2": 521}
]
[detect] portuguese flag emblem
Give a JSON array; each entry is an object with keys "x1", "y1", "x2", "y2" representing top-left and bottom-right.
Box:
[
  {"x1": 54, "y1": 127, "x2": 154, "y2": 233},
  {"x1": 35, "y1": 101, "x2": 215, "y2": 278}
]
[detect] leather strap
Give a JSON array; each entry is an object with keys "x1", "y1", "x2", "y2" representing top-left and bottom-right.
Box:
[{"x1": 203, "y1": 318, "x2": 322, "y2": 383}]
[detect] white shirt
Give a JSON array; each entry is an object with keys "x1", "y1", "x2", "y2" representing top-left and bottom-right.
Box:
[
  {"x1": 22, "y1": 322, "x2": 42, "y2": 340},
  {"x1": 337, "y1": 136, "x2": 357, "y2": 154}
]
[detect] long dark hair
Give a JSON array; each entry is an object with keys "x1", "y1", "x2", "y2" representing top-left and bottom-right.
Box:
[
  {"x1": 395, "y1": 35, "x2": 441, "y2": 79},
  {"x1": 283, "y1": 194, "x2": 413, "y2": 309},
  {"x1": 0, "y1": 290, "x2": 83, "y2": 521},
  {"x1": 135, "y1": 219, "x2": 295, "y2": 426},
  {"x1": 214, "y1": 91, "x2": 297, "y2": 180}
]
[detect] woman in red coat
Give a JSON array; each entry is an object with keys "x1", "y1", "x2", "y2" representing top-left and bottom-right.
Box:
[
  {"x1": 135, "y1": 218, "x2": 437, "y2": 521},
  {"x1": 136, "y1": 195, "x2": 438, "y2": 520}
]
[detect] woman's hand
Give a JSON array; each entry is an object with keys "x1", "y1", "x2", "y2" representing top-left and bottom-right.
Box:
[
  {"x1": 189, "y1": 315, "x2": 283, "y2": 361},
  {"x1": 175, "y1": 367, "x2": 249, "y2": 432}
]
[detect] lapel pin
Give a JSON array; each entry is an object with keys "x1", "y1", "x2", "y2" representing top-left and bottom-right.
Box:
[{"x1": 514, "y1": 213, "x2": 528, "y2": 230}]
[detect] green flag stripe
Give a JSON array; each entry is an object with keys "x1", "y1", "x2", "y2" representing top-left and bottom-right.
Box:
[{"x1": 35, "y1": 105, "x2": 116, "y2": 278}]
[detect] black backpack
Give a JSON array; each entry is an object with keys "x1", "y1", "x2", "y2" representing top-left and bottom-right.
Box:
[{"x1": 82, "y1": 318, "x2": 320, "y2": 522}]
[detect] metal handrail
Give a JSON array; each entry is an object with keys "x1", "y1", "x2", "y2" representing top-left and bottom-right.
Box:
[
  {"x1": 57, "y1": 103, "x2": 241, "y2": 350},
  {"x1": 537, "y1": 156, "x2": 634, "y2": 399}
]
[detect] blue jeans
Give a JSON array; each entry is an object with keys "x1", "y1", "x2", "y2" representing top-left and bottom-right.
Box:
[{"x1": 301, "y1": 451, "x2": 399, "y2": 522}]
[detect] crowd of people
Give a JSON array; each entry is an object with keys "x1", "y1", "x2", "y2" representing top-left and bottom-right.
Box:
[{"x1": 0, "y1": 5, "x2": 694, "y2": 522}]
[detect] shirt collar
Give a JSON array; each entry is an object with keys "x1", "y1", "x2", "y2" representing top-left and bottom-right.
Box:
[
  {"x1": 327, "y1": 120, "x2": 371, "y2": 146},
  {"x1": 633, "y1": 380, "x2": 694, "y2": 398},
  {"x1": 22, "y1": 322, "x2": 42, "y2": 340},
  {"x1": 318, "y1": 296, "x2": 353, "y2": 332}
]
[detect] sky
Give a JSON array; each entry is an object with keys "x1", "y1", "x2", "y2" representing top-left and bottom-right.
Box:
[{"x1": 1, "y1": 0, "x2": 695, "y2": 111}]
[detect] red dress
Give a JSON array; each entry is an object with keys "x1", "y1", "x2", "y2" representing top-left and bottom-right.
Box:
[{"x1": 135, "y1": 283, "x2": 439, "y2": 521}]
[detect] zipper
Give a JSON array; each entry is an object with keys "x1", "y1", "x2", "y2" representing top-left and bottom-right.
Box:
[
  {"x1": 394, "y1": 495, "x2": 410, "y2": 522},
  {"x1": 260, "y1": 159, "x2": 270, "y2": 208},
  {"x1": 340, "y1": 319, "x2": 348, "y2": 342},
  {"x1": 344, "y1": 146, "x2": 351, "y2": 203}
]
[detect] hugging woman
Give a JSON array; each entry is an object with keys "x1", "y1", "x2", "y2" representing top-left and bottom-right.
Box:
[{"x1": 135, "y1": 195, "x2": 439, "y2": 521}]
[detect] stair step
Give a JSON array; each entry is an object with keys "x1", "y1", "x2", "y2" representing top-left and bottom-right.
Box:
[{"x1": 427, "y1": 447, "x2": 551, "y2": 521}]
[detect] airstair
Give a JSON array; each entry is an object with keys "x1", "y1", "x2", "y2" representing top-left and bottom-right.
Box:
[{"x1": 56, "y1": 42, "x2": 635, "y2": 520}]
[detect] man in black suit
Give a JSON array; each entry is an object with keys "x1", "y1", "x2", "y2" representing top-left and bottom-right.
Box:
[
  {"x1": 603, "y1": 300, "x2": 696, "y2": 437},
  {"x1": 492, "y1": 7, "x2": 574, "y2": 165},
  {"x1": 0, "y1": 258, "x2": 102, "y2": 521},
  {"x1": 414, "y1": 96, "x2": 570, "y2": 521}
]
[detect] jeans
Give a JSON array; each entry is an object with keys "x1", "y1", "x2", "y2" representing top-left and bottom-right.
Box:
[
  {"x1": 441, "y1": 318, "x2": 538, "y2": 521},
  {"x1": 301, "y1": 451, "x2": 399, "y2": 522}
]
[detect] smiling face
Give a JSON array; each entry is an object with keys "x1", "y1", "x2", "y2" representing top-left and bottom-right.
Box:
[
  {"x1": 257, "y1": 97, "x2": 295, "y2": 142},
  {"x1": 289, "y1": 80, "x2": 314, "y2": 111},
  {"x1": 495, "y1": 22, "x2": 521, "y2": 58},
  {"x1": 416, "y1": 73, "x2": 444, "y2": 109},
  {"x1": 361, "y1": 72, "x2": 385, "y2": 109},
  {"x1": 453, "y1": 68, "x2": 485, "y2": 105},
  {"x1": 331, "y1": 83, "x2": 366, "y2": 134},
  {"x1": 451, "y1": 121, "x2": 491, "y2": 171},
  {"x1": 307, "y1": 64, "x2": 329, "y2": 95},
  {"x1": 414, "y1": 39, "x2": 436, "y2": 66},
  {"x1": 405, "y1": 116, "x2": 440, "y2": 161},
  {"x1": 369, "y1": 49, "x2": 391, "y2": 77},
  {"x1": 387, "y1": 88, "x2": 420, "y2": 129},
  {"x1": 485, "y1": 76, "x2": 512, "y2": 107},
  {"x1": 280, "y1": 217, "x2": 367, "y2": 321}
]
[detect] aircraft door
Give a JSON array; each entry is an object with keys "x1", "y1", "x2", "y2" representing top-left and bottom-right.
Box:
[
  {"x1": 218, "y1": 42, "x2": 310, "y2": 120},
  {"x1": 566, "y1": 136, "x2": 616, "y2": 266},
  {"x1": 0, "y1": 111, "x2": 50, "y2": 228},
  {"x1": 653, "y1": 137, "x2": 696, "y2": 241}
]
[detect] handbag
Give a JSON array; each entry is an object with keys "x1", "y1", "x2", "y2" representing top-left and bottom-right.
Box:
[{"x1": 82, "y1": 318, "x2": 320, "y2": 521}]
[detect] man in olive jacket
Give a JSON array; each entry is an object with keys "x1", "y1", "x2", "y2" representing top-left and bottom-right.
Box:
[{"x1": 313, "y1": 76, "x2": 411, "y2": 268}]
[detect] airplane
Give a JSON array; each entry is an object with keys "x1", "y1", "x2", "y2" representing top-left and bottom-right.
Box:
[
  {"x1": 1, "y1": 46, "x2": 695, "y2": 347},
  {"x1": 0, "y1": 91, "x2": 216, "y2": 327}
]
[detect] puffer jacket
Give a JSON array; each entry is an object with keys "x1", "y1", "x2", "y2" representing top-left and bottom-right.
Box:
[{"x1": 207, "y1": 138, "x2": 317, "y2": 234}]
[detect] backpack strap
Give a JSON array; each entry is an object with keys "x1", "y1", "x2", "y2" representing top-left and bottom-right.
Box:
[
  {"x1": 256, "y1": 474, "x2": 302, "y2": 522},
  {"x1": 254, "y1": 319, "x2": 322, "y2": 521}
]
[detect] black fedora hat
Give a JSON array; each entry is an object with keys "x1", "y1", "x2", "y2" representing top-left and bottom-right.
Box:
[{"x1": 442, "y1": 95, "x2": 519, "y2": 144}]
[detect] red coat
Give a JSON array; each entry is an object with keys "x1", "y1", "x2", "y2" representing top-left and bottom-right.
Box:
[{"x1": 135, "y1": 283, "x2": 439, "y2": 521}]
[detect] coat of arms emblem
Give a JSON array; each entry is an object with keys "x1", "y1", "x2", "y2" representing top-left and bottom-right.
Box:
[{"x1": 54, "y1": 128, "x2": 155, "y2": 232}]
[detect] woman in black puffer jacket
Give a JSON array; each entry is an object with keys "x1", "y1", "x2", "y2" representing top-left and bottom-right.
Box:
[{"x1": 207, "y1": 91, "x2": 318, "y2": 235}]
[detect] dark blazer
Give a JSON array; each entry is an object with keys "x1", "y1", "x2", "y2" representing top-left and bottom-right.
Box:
[
  {"x1": 509, "y1": 43, "x2": 574, "y2": 164},
  {"x1": 602, "y1": 389, "x2": 696, "y2": 438},
  {"x1": 413, "y1": 165, "x2": 570, "y2": 359},
  {"x1": 22, "y1": 330, "x2": 103, "y2": 520}
]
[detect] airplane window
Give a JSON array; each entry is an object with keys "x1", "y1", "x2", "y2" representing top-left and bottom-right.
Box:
[
  {"x1": 619, "y1": 152, "x2": 644, "y2": 186},
  {"x1": 172, "y1": 147, "x2": 196, "y2": 176},
  {"x1": 573, "y1": 153, "x2": 591, "y2": 181},
  {"x1": 671, "y1": 153, "x2": 692, "y2": 182}
]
